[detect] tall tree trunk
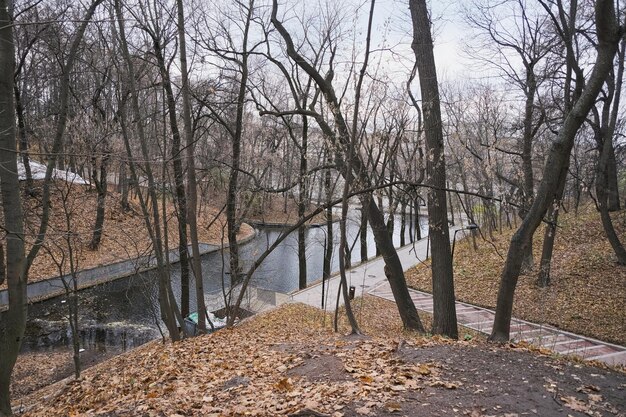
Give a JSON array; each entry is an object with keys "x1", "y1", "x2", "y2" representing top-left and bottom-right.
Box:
[
  {"x1": 360, "y1": 205, "x2": 368, "y2": 261},
  {"x1": 400, "y1": 198, "x2": 407, "y2": 247},
  {"x1": 489, "y1": 0, "x2": 621, "y2": 341},
  {"x1": 606, "y1": 143, "x2": 620, "y2": 211},
  {"x1": 593, "y1": 35, "x2": 626, "y2": 264},
  {"x1": 2, "y1": 1, "x2": 103, "y2": 412},
  {"x1": 271, "y1": 0, "x2": 424, "y2": 331},
  {"x1": 409, "y1": 0, "x2": 458, "y2": 339},
  {"x1": 597, "y1": 133, "x2": 626, "y2": 264},
  {"x1": 14, "y1": 84, "x2": 33, "y2": 191},
  {"x1": 227, "y1": 1, "x2": 254, "y2": 293},
  {"x1": 0, "y1": 1, "x2": 27, "y2": 412},
  {"x1": 115, "y1": 0, "x2": 180, "y2": 340},
  {"x1": 298, "y1": 116, "x2": 308, "y2": 290},
  {"x1": 149, "y1": 35, "x2": 191, "y2": 320},
  {"x1": 414, "y1": 195, "x2": 422, "y2": 241},
  {"x1": 323, "y1": 160, "x2": 333, "y2": 308},
  {"x1": 89, "y1": 151, "x2": 109, "y2": 249},
  {"x1": 335, "y1": 141, "x2": 360, "y2": 334},
  {"x1": 519, "y1": 68, "x2": 538, "y2": 273},
  {"x1": 177, "y1": 0, "x2": 207, "y2": 332},
  {"x1": 120, "y1": 160, "x2": 130, "y2": 211},
  {"x1": 537, "y1": 166, "x2": 568, "y2": 287}
]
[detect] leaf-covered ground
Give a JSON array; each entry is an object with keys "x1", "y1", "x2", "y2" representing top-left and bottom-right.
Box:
[
  {"x1": 406, "y1": 206, "x2": 626, "y2": 346},
  {"x1": 18, "y1": 300, "x2": 626, "y2": 416},
  {"x1": 0, "y1": 180, "x2": 253, "y2": 288}
]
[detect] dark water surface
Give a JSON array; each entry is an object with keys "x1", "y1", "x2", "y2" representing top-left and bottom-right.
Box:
[{"x1": 20, "y1": 211, "x2": 428, "y2": 354}]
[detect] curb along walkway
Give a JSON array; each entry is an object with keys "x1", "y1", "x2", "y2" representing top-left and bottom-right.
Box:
[
  {"x1": 291, "y1": 230, "x2": 626, "y2": 367},
  {"x1": 368, "y1": 281, "x2": 626, "y2": 367},
  {"x1": 0, "y1": 243, "x2": 219, "y2": 310}
]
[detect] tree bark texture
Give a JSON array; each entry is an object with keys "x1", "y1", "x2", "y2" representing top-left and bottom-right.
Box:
[
  {"x1": 115, "y1": 0, "x2": 180, "y2": 341},
  {"x1": 409, "y1": 0, "x2": 458, "y2": 338},
  {"x1": 0, "y1": 1, "x2": 28, "y2": 413},
  {"x1": 537, "y1": 166, "x2": 568, "y2": 287},
  {"x1": 148, "y1": 33, "x2": 191, "y2": 319},
  {"x1": 177, "y1": 0, "x2": 207, "y2": 332}
]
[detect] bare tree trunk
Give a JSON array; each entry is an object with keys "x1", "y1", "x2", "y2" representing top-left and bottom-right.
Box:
[
  {"x1": 115, "y1": 0, "x2": 180, "y2": 341},
  {"x1": 23, "y1": 0, "x2": 105, "y2": 273},
  {"x1": 519, "y1": 68, "x2": 538, "y2": 273},
  {"x1": 120, "y1": 160, "x2": 130, "y2": 211},
  {"x1": 271, "y1": 0, "x2": 424, "y2": 332},
  {"x1": 177, "y1": 0, "x2": 207, "y2": 332},
  {"x1": 410, "y1": 0, "x2": 458, "y2": 339},
  {"x1": 489, "y1": 0, "x2": 621, "y2": 341},
  {"x1": 2, "y1": 1, "x2": 103, "y2": 412},
  {"x1": 537, "y1": 167, "x2": 568, "y2": 287},
  {"x1": 606, "y1": 143, "x2": 620, "y2": 211},
  {"x1": 298, "y1": 116, "x2": 308, "y2": 290},
  {"x1": 0, "y1": 1, "x2": 27, "y2": 412},
  {"x1": 360, "y1": 205, "x2": 368, "y2": 261},
  {"x1": 323, "y1": 160, "x2": 333, "y2": 308},
  {"x1": 335, "y1": 144, "x2": 360, "y2": 334},
  {"x1": 400, "y1": 198, "x2": 407, "y2": 247},
  {"x1": 594, "y1": 35, "x2": 626, "y2": 264},
  {"x1": 146, "y1": 32, "x2": 192, "y2": 320},
  {"x1": 597, "y1": 136, "x2": 626, "y2": 264},
  {"x1": 89, "y1": 151, "x2": 109, "y2": 249},
  {"x1": 14, "y1": 85, "x2": 33, "y2": 191},
  {"x1": 414, "y1": 195, "x2": 422, "y2": 241}
]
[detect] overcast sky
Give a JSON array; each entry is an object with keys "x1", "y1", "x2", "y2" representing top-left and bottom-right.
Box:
[{"x1": 354, "y1": 0, "x2": 476, "y2": 83}]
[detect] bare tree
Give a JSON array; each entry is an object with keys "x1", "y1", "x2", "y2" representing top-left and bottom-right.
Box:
[
  {"x1": 177, "y1": 0, "x2": 208, "y2": 332},
  {"x1": 409, "y1": 0, "x2": 457, "y2": 338},
  {"x1": 466, "y1": 0, "x2": 555, "y2": 271},
  {"x1": 114, "y1": 0, "x2": 181, "y2": 341},
  {"x1": 489, "y1": 0, "x2": 623, "y2": 342},
  {"x1": 1, "y1": 1, "x2": 103, "y2": 413},
  {"x1": 0, "y1": 1, "x2": 27, "y2": 414},
  {"x1": 269, "y1": 0, "x2": 425, "y2": 331}
]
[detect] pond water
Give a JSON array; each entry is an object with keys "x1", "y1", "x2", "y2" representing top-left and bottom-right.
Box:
[{"x1": 20, "y1": 210, "x2": 429, "y2": 354}]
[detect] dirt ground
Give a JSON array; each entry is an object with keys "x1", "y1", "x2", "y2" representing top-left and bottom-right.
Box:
[
  {"x1": 16, "y1": 301, "x2": 626, "y2": 417},
  {"x1": 284, "y1": 339, "x2": 626, "y2": 417}
]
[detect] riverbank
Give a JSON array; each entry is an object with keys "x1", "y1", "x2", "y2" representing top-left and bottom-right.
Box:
[{"x1": 1, "y1": 180, "x2": 255, "y2": 290}]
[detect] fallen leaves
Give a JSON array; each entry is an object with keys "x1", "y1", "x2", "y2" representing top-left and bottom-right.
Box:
[
  {"x1": 4, "y1": 180, "x2": 254, "y2": 288},
  {"x1": 406, "y1": 204, "x2": 626, "y2": 346},
  {"x1": 21, "y1": 304, "x2": 469, "y2": 417}
]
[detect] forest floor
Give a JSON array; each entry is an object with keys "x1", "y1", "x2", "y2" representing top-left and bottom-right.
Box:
[
  {"x1": 16, "y1": 300, "x2": 626, "y2": 417},
  {"x1": 204, "y1": 187, "x2": 331, "y2": 226},
  {"x1": 1, "y1": 180, "x2": 256, "y2": 288},
  {"x1": 406, "y1": 205, "x2": 626, "y2": 346}
]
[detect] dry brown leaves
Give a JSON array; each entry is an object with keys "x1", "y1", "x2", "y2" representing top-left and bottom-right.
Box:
[
  {"x1": 21, "y1": 303, "x2": 465, "y2": 417},
  {"x1": 1, "y1": 180, "x2": 253, "y2": 288},
  {"x1": 406, "y1": 205, "x2": 626, "y2": 345}
]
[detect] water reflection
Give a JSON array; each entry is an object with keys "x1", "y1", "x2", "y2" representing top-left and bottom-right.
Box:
[{"x1": 20, "y1": 212, "x2": 428, "y2": 353}]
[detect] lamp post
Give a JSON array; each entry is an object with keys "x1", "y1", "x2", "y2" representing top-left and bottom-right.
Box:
[{"x1": 452, "y1": 223, "x2": 478, "y2": 259}]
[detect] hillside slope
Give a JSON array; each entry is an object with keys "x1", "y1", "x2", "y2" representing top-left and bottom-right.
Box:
[
  {"x1": 18, "y1": 301, "x2": 626, "y2": 416},
  {"x1": 407, "y1": 205, "x2": 626, "y2": 345}
]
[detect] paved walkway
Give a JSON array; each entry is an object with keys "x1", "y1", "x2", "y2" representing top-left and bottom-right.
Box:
[
  {"x1": 290, "y1": 230, "x2": 626, "y2": 367},
  {"x1": 291, "y1": 228, "x2": 441, "y2": 309}
]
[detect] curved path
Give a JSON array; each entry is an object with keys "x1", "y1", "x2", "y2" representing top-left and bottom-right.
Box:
[{"x1": 290, "y1": 229, "x2": 626, "y2": 367}]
